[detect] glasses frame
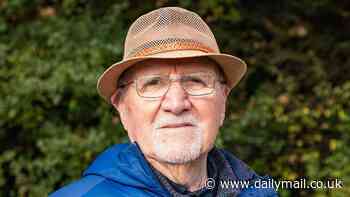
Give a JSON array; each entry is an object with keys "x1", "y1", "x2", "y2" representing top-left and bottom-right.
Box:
[{"x1": 118, "y1": 72, "x2": 226, "y2": 99}]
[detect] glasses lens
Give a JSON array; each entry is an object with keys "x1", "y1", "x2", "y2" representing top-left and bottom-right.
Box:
[
  {"x1": 181, "y1": 73, "x2": 215, "y2": 95},
  {"x1": 135, "y1": 73, "x2": 216, "y2": 98},
  {"x1": 136, "y1": 75, "x2": 169, "y2": 98}
]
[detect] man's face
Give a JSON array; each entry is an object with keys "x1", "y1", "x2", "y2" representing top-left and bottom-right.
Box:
[{"x1": 113, "y1": 57, "x2": 229, "y2": 164}]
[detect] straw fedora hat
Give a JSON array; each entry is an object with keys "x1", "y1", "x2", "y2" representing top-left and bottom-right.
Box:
[{"x1": 97, "y1": 7, "x2": 247, "y2": 103}]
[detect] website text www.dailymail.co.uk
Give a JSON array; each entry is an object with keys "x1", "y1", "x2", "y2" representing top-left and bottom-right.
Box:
[{"x1": 205, "y1": 178, "x2": 343, "y2": 191}]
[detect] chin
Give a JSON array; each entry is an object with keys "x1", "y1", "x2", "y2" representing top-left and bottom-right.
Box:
[{"x1": 152, "y1": 127, "x2": 203, "y2": 164}]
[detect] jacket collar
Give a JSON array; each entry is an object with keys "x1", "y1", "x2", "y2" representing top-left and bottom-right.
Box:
[{"x1": 83, "y1": 143, "x2": 257, "y2": 196}]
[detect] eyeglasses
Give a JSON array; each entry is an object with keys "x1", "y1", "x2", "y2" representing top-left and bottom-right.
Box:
[{"x1": 118, "y1": 72, "x2": 225, "y2": 98}]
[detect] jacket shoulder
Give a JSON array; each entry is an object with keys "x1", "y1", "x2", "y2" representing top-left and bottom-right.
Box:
[
  {"x1": 49, "y1": 175, "x2": 161, "y2": 197},
  {"x1": 49, "y1": 175, "x2": 106, "y2": 197}
]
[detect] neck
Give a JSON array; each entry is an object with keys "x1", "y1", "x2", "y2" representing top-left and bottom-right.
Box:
[{"x1": 146, "y1": 153, "x2": 208, "y2": 192}]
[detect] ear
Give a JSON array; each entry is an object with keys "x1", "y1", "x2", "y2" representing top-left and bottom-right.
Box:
[
  {"x1": 220, "y1": 111, "x2": 226, "y2": 126},
  {"x1": 111, "y1": 90, "x2": 121, "y2": 110},
  {"x1": 222, "y1": 84, "x2": 230, "y2": 97},
  {"x1": 111, "y1": 89, "x2": 128, "y2": 124},
  {"x1": 219, "y1": 84, "x2": 229, "y2": 126},
  {"x1": 110, "y1": 90, "x2": 136, "y2": 142}
]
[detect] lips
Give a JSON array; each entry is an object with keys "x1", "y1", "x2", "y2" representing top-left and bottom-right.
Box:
[{"x1": 160, "y1": 122, "x2": 194, "y2": 129}]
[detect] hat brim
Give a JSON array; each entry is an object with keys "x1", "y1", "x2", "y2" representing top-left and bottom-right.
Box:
[{"x1": 97, "y1": 50, "x2": 247, "y2": 103}]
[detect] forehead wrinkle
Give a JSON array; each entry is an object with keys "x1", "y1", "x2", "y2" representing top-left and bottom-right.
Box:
[
  {"x1": 131, "y1": 62, "x2": 172, "y2": 78},
  {"x1": 173, "y1": 60, "x2": 220, "y2": 76}
]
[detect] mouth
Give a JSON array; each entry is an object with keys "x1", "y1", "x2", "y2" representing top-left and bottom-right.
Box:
[{"x1": 160, "y1": 123, "x2": 194, "y2": 129}]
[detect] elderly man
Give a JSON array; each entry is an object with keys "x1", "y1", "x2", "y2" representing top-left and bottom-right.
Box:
[{"x1": 50, "y1": 7, "x2": 278, "y2": 196}]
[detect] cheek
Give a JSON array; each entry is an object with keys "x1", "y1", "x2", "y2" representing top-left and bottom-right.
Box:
[
  {"x1": 192, "y1": 95, "x2": 226, "y2": 148},
  {"x1": 125, "y1": 98, "x2": 161, "y2": 146}
]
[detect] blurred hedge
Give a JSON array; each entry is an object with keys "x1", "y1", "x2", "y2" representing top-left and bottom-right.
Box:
[{"x1": 0, "y1": 0, "x2": 349, "y2": 196}]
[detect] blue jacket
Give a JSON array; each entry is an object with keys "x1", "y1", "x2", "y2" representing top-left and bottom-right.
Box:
[{"x1": 50, "y1": 143, "x2": 278, "y2": 196}]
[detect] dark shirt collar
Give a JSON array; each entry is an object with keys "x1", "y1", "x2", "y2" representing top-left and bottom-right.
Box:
[{"x1": 149, "y1": 147, "x2": 239, "y2": 197}]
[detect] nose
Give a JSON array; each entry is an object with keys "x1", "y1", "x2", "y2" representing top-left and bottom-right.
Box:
[{"x1": 160, "y1": 81, "x2": 191, "y2": 115}]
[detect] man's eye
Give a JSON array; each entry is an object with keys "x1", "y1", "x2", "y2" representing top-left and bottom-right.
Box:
[
  {"x1": 183, "y1": 76, "x2": 206, "y2": 85},
  {"x1": 145, "y1": 78, "x2": 161, "y2": 85},
  {"x1": 191, "y1": 78, "x2": 205, "y2": 84}
]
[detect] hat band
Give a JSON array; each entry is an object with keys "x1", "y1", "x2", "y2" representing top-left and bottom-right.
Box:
[{"x1": 127, "y1": 39, "x2": 215, "y2": 58}]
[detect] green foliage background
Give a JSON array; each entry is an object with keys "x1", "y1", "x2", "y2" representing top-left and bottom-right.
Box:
[{"x1": 0, "y1": 0, "x2": 349, "y2": 196}]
